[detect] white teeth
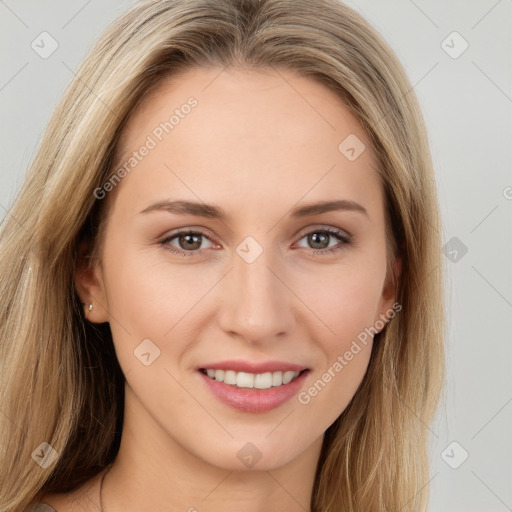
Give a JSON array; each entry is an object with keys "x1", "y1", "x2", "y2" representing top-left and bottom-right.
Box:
[
  {"x1": 223, "y1": 370, "x2": 237, "y2": 385},
  {"x1": 236, "y1": 371, "x2": 254, "y2": 388},
  {"x1": 272, "y1": 371, "x2": 283, "y2": 386},
  {"x1": 254, "y1": 372, "x2": 272, "y2": 389},
  {"x1": 204, "y1": 368, "x2": 302, "y2": 389},
  {"x1": 282, "y1": 371, "x2": 296, "y2": 384}
]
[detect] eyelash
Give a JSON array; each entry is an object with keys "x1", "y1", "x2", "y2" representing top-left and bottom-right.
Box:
[{"x1": 159, "y1": 226, "x2": 352, "y2": 257}]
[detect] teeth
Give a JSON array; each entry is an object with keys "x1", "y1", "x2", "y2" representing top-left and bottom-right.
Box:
[
  {"x1": 224, "y1": 370, "x2": 237, "y2": 385},
  {"x1": 272, "y1": 371, "x2": 283, "y2": 386},
  {"x1": 282, "y1": 371, "x2": 297, "y2": 384},
  {"x1": 204, "y1": 369, "x2": 302, "y2": 389},
  {"x1": 254, "y1": 372, "x2": 272, "y2": 389},
  {"x1": 236, "y1": 372, "x2": 254, "y2": 388}
]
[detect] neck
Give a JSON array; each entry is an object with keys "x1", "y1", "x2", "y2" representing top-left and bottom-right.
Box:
[{"x1": 102, "y1": 383, "x2": 322, "y2": 512}]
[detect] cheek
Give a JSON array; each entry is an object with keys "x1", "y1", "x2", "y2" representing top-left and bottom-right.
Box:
[
  {"x1": 291, "y1": 256, "x2": 384, "y2": 405},
  {"x1": 294, "y1": 258, "x2": 386, "y2": 344},
  {"x1": 104, "y1": 246, "x2": 194, "y2": 326},
  {"x1": 102, "y1": 247, "x2": 218, "y2": 372},
  {"x1": 294, "y1": 271, "x2": 379, "y2": 426},
  {"x1": 103, "y1": 231, "x2": 386, "y2": 367}
]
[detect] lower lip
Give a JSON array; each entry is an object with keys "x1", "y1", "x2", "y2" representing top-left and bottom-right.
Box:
[{"x1": 197, "y1": 370, "x2": 310, "y2": 413}]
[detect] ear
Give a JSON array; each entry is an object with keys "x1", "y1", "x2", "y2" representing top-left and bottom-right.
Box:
[
  {"x1": 375, "y1": 256, "x2": 402, "y2": 330},
  {"x1": 75, "y1": 241, "x2": 109, "y2": 323}
]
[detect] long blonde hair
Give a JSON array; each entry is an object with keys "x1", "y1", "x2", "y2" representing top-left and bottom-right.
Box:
[{"x1": 0, "y1": 1, "x2": 445, "y2": 510}]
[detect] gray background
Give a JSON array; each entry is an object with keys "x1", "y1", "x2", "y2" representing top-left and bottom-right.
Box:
[{"x1": 1, "y1": 1, "x2": 511, "y2": 510}]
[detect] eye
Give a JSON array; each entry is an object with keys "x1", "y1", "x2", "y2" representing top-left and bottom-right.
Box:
[
  {"x1": 295, "y1": 227, "x2": 352, "y2": 256},
  {"x1": 159, "y1": 230, "x2": 216, "y2": 256},
  {"x1": 159, "y1": 226, "x2": 352, "y2": 257}
]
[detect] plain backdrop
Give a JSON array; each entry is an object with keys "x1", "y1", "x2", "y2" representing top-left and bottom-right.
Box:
[{"x1": 1, "y1": 1, "x2": 511, "y2": 510}]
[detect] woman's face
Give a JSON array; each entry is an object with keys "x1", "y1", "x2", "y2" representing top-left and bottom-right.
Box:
[{"x1": 78, "y1": 66, "x2": 398, "y2": 471}]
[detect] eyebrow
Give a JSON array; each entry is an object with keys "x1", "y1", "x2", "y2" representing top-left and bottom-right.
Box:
[{"x1": 139, "y1": 198, "x2": 368, "y2": 219}]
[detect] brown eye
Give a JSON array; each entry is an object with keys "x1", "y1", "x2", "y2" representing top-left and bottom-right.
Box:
[
  {"x1": 160, "y1": 230, "x2": 215, "y2": 255},
  {"x1": 296, "y1": 227, "x2": 351, "y2": 256},
  {"x1": 307, "y1": 232, "x2": 330, "y2": 250},
  {"x1": 177, "y1": 233, "x2": 202, "y2": 251}
]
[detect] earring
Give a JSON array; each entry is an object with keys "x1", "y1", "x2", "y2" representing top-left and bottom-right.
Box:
[{"x1": 83, "y1": 302, "x2": 93, "y2": 311}]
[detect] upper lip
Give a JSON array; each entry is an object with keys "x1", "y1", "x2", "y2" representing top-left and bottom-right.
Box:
[{"x1": 198, "y1": 359, "x2": 309, "y2": 374}]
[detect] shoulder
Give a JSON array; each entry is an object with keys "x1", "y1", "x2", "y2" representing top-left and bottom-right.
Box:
[
  {"x1": 35, "y1": 472, "x2": 102, "y2": 512},
  {"x1": 28, "y1": 505, "x2": 59, "y2": 512},
  {"x1": 35, "y1": 490, "x2": 92, "y2": 512},
  {"x1": 31, "y1": 491, "x2": 79, "y2": 512}
]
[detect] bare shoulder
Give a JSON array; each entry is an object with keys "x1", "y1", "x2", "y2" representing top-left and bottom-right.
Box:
[
  {"x1": 37, "y1": 472, "x2": 103, "y2": 512},
  {"x1": 35, "y1": 490, "x2": 78, "y2": 512},
  {"x1": 36, "y1": 490, "x2": 89, "y2": 512}
]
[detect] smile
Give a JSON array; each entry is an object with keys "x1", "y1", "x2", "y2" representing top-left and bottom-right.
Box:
[
  {"x1": 196, "y1": 366, "x2": 311, "y2": 413},
  {"x1": 200, "y1": 368, "x2": 307, "y2": 389}
]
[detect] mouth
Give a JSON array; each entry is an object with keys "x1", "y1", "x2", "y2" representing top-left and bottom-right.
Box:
[
  {"x1": 198, "y1": 367, "x2": 310, "y2": 389},
  {"x1": 196, "y1": 364, "x2": 311, "y2": 413}
]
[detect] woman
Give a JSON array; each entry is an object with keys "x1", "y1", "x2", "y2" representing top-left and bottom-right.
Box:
[{"x1": 0, "y1": 0, "x2": 445, "y2": 510}]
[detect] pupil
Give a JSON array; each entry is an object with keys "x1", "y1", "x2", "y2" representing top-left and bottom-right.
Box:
[
  {"x1": 310, "y1": 232, "x2": 328, "y2": 249},
  {"x1": 182, "y1": 234, "x2": 201, "y2": 250}
]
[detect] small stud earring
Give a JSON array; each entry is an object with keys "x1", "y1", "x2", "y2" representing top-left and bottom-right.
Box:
[{"x1": 83, "y1": 302, "x2": 93, "y2": 312}]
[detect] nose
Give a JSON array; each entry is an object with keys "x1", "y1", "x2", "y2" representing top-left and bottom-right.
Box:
[{"x1": 216, "y1": 245, "x2": 295, "y2": 344}]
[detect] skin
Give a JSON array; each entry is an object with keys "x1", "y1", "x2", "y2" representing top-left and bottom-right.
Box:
[{"x1": 43, "y1": 66, "x2": 399, "y2": 511}]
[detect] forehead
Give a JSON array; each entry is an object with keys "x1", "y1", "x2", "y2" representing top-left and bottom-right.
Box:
[{"x1": 109, "y1": 66, "x2": 383, "y2": 221}]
